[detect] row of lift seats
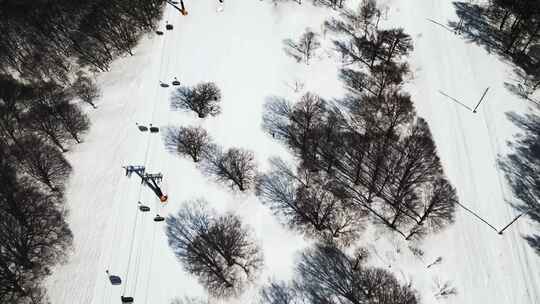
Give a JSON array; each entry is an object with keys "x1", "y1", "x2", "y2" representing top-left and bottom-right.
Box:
[
  {"x1": 138, "y1": 201, "x2": 165, "y2": 222},
  {"x1": 136, "y1": 123, "x2": 160, "y2": 133},
  {"x1": 156, "y1": 21, "x2": 174, "y2": 35},
  {"x1": 118, "y1": 10, "x2": 179, "y2": 303},
  {"x1": 160, "y1": 77, "x2": 181, "y2": 88}
]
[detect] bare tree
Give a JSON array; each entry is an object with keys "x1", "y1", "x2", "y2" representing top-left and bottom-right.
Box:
[
  {"x1": 164, "y1": 126, "x2": 212, "y2": 162},
  {"x1": 406, "y1": 176, "x2": 457, "y2": 240},
  {"x1": 201, "y1": 146, "x2": 257, "y2": 191},
  {"x1": 166, "y1": 200, "x2": 263, "y2": 297},
  {"x1": 23, "y1": 83, "x2": 90, "y2": 149},
  {"x1": 72, "y1": 72, "x2": 100, "y2": 108},
  {"x1": 283, "y1": 28, "x2": 321, "y2": 64},
  {"x1": 262, "y1": 93, "x2": 327, "y2": 169},
  {"x1": 54, "y1": 101, "x2": 90, "y2": 143},
  {"x1": 257, "y1": 158, "x2": 365, "y2": 246},
  {"x1": 259, "y1": 280, "x2": 302, "y2": 304},
  {"x1": 0, "y1": 163, "x2": 72, "y2": 304},
  {"x1": 14, "y1": 135, "x2": 72, "y2": 192},
  {"x1": 295, "y1": 244, "x2": 418, "y2": 304},
  {"x1": 0, "y1": 74, "x2": 34, "y2": 144},
  {"x1": 171, "y1": 82, "x2": 222, "y2": 118},
  {"x1": 170, "y1": 296, "x2": 207, "y2": 304}
]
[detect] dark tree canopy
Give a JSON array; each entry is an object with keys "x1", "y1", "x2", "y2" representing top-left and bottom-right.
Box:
[
  {"x1": 0, "y1": 0, "x2": 165, "y2": 81},
  {"x1": 0, "y1": 143, "x2": 72, "y2": 304},
  {"x1": 262, "y1": 91, "x2": 457, "y2": 239},
  {"x1": 13, "y1": 135, "x2": 72, "y2": 192},
  {"x1": 257, "y1": 158, "x2": 366, "y2": 246},
  {"x1": 171, "y1": 82, "x2": 222, "y2": 118},
  {"x1": 260, "y1": 244, "x2": 419, "y2": 304},
  {"x1": 72, "y1": 72, "x2": 100, "y2": 108},
  {"x1": 166, "y1": 200, "x2": 263, "y2": 297},
  {"x1": 283, "y1": 28, "x2": 321, "y2": 64},
  {"x1": 164, "y1": 126, "x2": 212, "y2": 162},
  {"x1": 296, "y1": 245, "x2": 418, "y2": 304},
  {"x1": 201, "y1": 146, "x2": 257, "y2": 191}
]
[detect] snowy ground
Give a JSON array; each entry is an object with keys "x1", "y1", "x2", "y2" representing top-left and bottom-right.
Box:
[{"x1": 45, "y1": 0, "x2": 540, "y2": 303}]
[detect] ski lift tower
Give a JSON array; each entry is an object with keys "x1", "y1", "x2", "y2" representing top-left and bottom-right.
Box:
[{"x1": 123, "y1": 166, "x2": 168, "y2": 202}]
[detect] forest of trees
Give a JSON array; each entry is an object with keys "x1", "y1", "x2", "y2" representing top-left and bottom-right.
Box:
[
  {"x1": 263, "y1": 0, "x2": 457, "y2": 242},
  {"x1": 0, "y1": 0, "x2": 164, "y2": 82},
  {"x1": 0, "y1": 75, "x2": 89, "y2": 304},
  {"x1": 453, "y1": 0, "x2": 540, "y2": 92},
  {"x1": 0, "y1": 0, "x2": 165, "y2": 303},
  {"x1": 159, "y1": 2, "x2": 455, "y2": 302},
  {"x1": 259, "y1": 244, "x2": 418, "y2": 304}
]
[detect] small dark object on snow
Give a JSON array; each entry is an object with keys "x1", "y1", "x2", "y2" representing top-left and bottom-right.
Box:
[
  {"x1": 172, "y1": 77, "x2": 180, "y2": 86},
  {"x1": 166, "y1": 23, "x2": 173, "y2": 30},
  {"x1": 160, "y1": 82, "x2": 170, "y2": 88},
  {"x1": 154, "y1": 214, "x2": 165, "y2": 222},
  {"x1": 137, "y1": 123, "x2": 148, "y2": 132},
  {"x1": 139, "y1": 204, "x2": 150, "y2": 212},
  {"x1": 121, "y1": 296, "x2": 134, "y2": 303},
  {"x1": 149, "y1": 125, "x2": 159, "y2": 133},
  {"x1": 156, "y1": 30, "x2": 164, "y2": 35},
  {"x1": 109, "y1": 275, "x2": 122, "y2": 285},
  {"x1": 106, "y1": 270, "x2": 122, "y2": 285}
]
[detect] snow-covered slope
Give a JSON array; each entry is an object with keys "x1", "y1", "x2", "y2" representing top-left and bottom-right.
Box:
[{"x1": 45, "y1": 0, "x2": 540, "y2": 303}]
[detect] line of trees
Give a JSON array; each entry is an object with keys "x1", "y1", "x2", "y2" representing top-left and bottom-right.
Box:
[
  {"x1": 488, "y1": 0, "x2": 540, "y2": 56},
  {"x1": 164, "y1": 125, "x2": 258, "y2": 192},
  {"x1": 261, "y1": 0, "x2": 457, "y2": 241},
  {"x1": 451, "y1": 1, "x2": 540, "y2": 93},
  {"x1": 0, "y1": 1, "x2": 163, "y2": 303},
  {"x1": 0, "y1": 72, "x2": 92, "y2": 303},
  {"x1": 0, "y1": 0, "x2": 165, "y2": 83},
  {"x1": 0, "y1": 131, "x2": 73, "y2": 304},
  {"x1": 259, "y1": 243, "x2": 418, "y2": 304}
]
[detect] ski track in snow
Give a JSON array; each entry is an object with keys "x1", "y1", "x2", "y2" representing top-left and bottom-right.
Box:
[{"x1": 44, "y1": 0, "x2": 540, "y2": 303}]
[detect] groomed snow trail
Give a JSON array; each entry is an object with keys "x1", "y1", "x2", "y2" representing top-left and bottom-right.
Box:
[{"x1": 45, "y1": 1, "x2": 540, "y2": 304}]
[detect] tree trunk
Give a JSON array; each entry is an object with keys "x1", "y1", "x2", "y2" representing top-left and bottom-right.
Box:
[{"x1": 499, "y1": 10, "x2": 510, "y2": 31}]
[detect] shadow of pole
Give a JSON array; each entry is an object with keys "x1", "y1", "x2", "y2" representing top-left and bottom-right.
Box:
[{"x1": 498, "y1": 111, "x2": 540, "y2": 253}]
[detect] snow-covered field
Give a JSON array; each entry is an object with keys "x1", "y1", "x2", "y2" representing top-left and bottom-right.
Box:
[{"x1": 45, "y1": 0, "x2": 540, "y2": 303}]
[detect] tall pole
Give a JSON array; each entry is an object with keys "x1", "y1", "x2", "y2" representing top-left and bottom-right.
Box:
[
  {"x1": 473, "y1": 87, "x2": 490, "y2": 113},
  {"x1": 498, "y1": 206, "x2": 539, "y2": 234}
]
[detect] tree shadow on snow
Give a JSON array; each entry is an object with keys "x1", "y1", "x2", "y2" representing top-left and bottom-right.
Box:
[
  {"x1": 499, "y1": 111, "x2": 540, "y2": 254},
  {"x1": 450, "y1": 2, "x2": 540, "y2": 98}
]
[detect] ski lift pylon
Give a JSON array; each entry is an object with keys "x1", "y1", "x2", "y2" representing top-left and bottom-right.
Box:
[{"x1": 123, "y1": 165, "x2": 145, "y2": 177}]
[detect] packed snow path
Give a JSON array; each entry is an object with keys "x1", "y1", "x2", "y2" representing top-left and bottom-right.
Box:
[{"x1": 45, "y1": 0, "x2": 540, "y2": 303}]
